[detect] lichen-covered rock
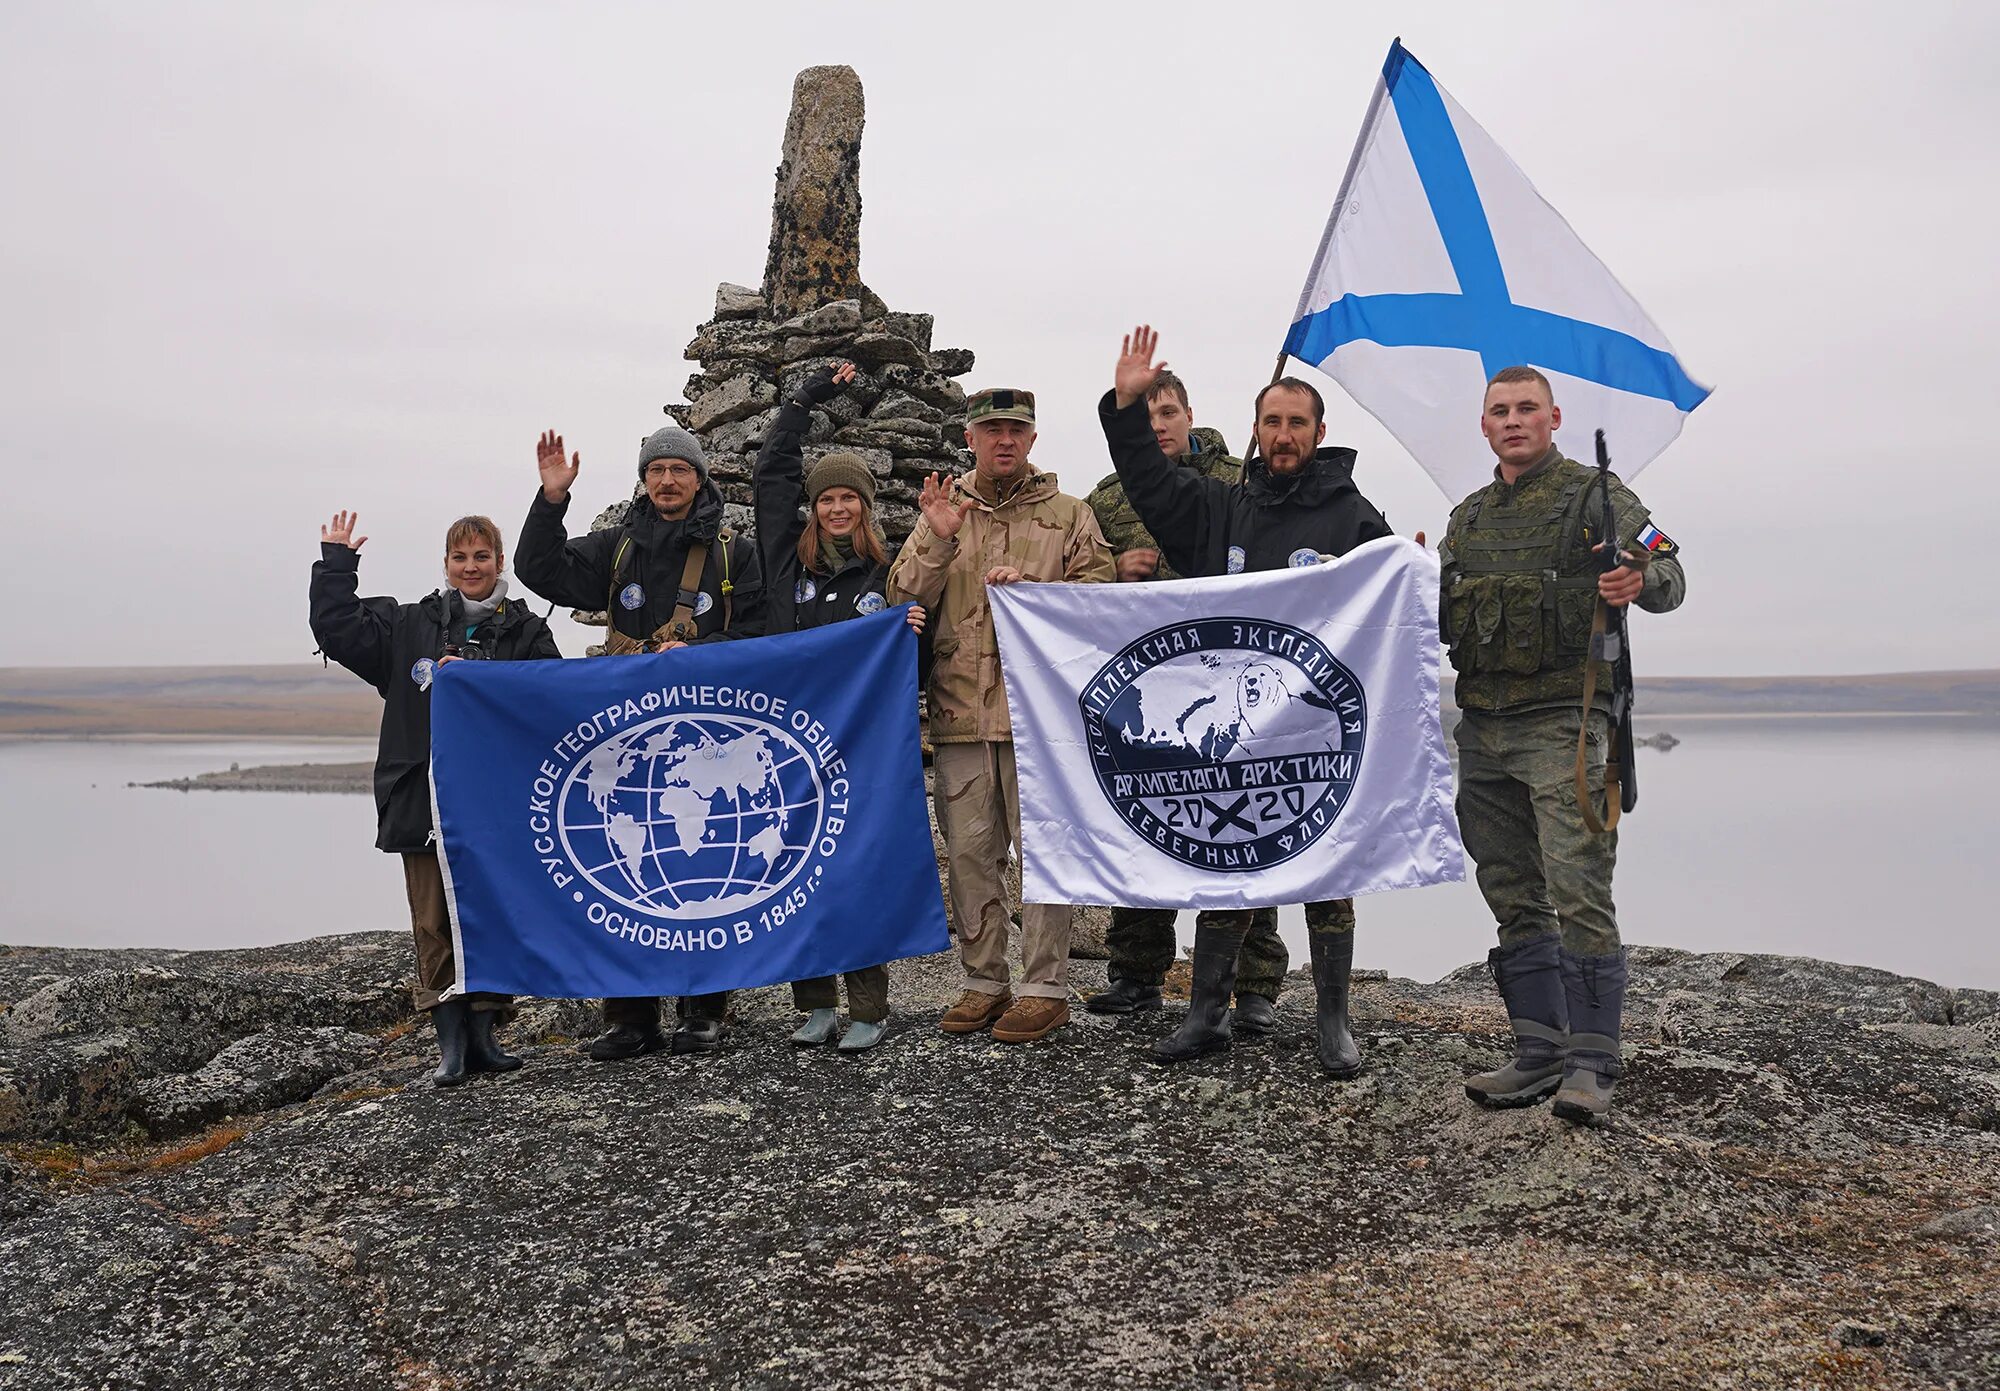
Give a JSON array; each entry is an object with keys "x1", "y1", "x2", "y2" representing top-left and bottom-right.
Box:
[
  {"x1": 687, "y1": 375, "x2": 777, "y2": 433},
  {"x1": 713, "y1": 282, "x2": 765, "y2": 321},
  {"x1": 128, "y1": 1027, "x2": 382, "y2": 1140},
  {"x1": 1, "y1": 942, "x2": 1998, "y2": 1388},
  {"x1": 0, "y1": 934, "x2": 408, "y2": 1141},
  {"x1": 930, "y1": 347, "x2": 975, "y2": 378},
  {"x1": 761, "y1": 66, "x2": 871, "y2": 322},
  {"x1": 877, "y1": 311, "x2": 933, "y2": 352}
]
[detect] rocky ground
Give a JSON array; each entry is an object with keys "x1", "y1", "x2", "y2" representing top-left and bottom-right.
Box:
[{"x1": 2, "y1": 934, "x2": 1997, "y2": 1390}]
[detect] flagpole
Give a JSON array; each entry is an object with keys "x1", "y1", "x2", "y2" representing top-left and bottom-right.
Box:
[{"x1": 1245, "y1": 350, "x2": 1287, "y2": 462}]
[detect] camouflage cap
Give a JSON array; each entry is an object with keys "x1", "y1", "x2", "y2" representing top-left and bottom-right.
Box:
[{"x1": 965, "y1": 387, "x2": 1036, "y2": 426}]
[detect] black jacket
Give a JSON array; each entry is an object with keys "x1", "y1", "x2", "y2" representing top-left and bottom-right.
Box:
[
  {"x1": 515, "y1": 480, "x2": 767, "y2": 644},
  {"x1": 309, "y1": 546, "x2": 561, "y2": 854},
  {"x1": 753, "y1": 399, "x2": 892, "y2": 632},
  {"x1": 1098, "y1": 391, "x2": 1393, "y2": 578}
]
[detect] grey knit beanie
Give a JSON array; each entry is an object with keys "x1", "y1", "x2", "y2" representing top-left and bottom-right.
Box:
[
  {"x1": 638, "y1": 425, "x2": 707, "y2": 480},
  {"x1": 805, "y1": 452, "x2": 877, "y2": 508}
]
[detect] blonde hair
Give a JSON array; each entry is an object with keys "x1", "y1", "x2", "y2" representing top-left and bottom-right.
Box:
[{"x1": 444, "y1": 515, "x2": 503, "y2": 556}]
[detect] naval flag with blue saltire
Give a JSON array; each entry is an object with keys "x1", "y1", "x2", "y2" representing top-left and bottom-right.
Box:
[
  {"x1": 429, "y1": 608, "x2": 948, "y2": 1000},
  {"x1": 989, "y1": 538, "x2": 1464, "y2": 910},
  {"x1": 1284, "y1": 39, "x2": 1712, "y2": 502}
]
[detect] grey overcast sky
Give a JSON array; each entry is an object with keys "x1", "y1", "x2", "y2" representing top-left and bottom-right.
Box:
[{"x1": 4, "y1": 1, "x2": 1996, "y2": 674}]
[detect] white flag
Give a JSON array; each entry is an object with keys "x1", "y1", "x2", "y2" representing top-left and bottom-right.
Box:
[
  {"x1": 990, "y1": 539, "x2": 1463, "y2": 910},
  {"x1": 1285, "y1": 39, "x2": 1712, "y2": 502}
]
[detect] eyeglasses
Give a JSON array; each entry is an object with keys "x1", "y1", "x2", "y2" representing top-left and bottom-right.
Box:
[{"x1": 644, "y1": 462, "x2": 697, "y2": 480}]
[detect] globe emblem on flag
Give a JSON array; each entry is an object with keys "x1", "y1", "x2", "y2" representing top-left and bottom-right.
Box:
[
  {"x1": 1079, "y1": 619, "x2": 1367, "y2": 871},
  {"x1": 556, "y1": 714, "x2": 825, "y2": 919}
]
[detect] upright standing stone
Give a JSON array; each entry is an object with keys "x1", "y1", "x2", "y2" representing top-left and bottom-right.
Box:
[{"x1": 762, "y1": 65, "x2": 875, "y2": 321}]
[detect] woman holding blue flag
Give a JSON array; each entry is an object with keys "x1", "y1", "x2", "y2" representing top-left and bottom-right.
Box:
[
  {"x1": 309, "y1": 510, "x2": 561, "y2": 1086},
  {"x1": 754, "y1": 361, "x2": 925, "y2": 1053}
]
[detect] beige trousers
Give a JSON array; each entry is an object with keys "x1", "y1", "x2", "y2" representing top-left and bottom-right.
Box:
[{"x1": 932, "y1": 740, "x2": 1071, "y2": 1000}]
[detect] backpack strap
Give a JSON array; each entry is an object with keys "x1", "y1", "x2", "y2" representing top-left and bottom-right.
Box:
[{"x1": 661, "y1": 540, "x2": 710, "y2": 644}]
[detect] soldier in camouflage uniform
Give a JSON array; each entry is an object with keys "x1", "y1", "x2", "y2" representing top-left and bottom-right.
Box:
[
  {"x1": 1443, "y1": 366, "x2": 1685, "y2": 1124},
  {"x1": 1082, "y1": 370, "x2": 1287, "y2": 1031},
  {"x1": 887, "y1": 387, "x2": 1114, "y2": 1044}
]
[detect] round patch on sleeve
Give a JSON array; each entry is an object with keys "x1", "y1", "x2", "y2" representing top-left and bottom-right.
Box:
[
  {"x1": 855, "y1": 592, "x2": 886, "y2": 615},
  {"x1": 1288, "y1": 548, "x2": 1322, "y2": 568},
  {"x1": 1226, "y1": 546, "x2": 1247, "y2": 574},
  {"x1": 693, "y1": 591, "x2": 715, "y2": 617},
  {"x1": 618, "y1": 583, "x2": 645, "y2": 610},
  {"x1": 409, "y1": 658, "x2": 436, "y2": 692}
]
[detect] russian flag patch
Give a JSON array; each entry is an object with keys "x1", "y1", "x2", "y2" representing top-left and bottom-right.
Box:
[{"x1": 1635, "y1": 522, "x2": 1676, "y2": 555}]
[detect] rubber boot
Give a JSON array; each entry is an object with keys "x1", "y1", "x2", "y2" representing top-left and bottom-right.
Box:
[
  {"x1": 837, "y1": 1019, "x2": 888, "y2": 1053},
  {"x1": 1552, "y1": 947, "x2": 1627, "y2": 1125},
  {"x1": 431, "y1": 1000, "x2": 470, "y2": 1088},
  {"x1": 1308, "y1": 931, "x2": 1362, "y2": 1079},
  {"x1": 673, "y1": 1018, "x2": 726, "y2": 1054},
  {"x1": 464, "y1": 1006, "x2": 522, "y2": 1075},
  {"x1": 1233, "y1": 992, "x2": 1278, "y2": 1036},
  {"x1": 1465, "y1": 933, "x2": 1568, "y2": 1108},
  {"x1": 791, "y1": 1008, "x2": 840, "y2": 1047},
  {"x1": 1152, "y1": 922, "x2": 1244, "y2": 1064},
  {"x1": 1087, "y1": 977, "x2": 1163, "y2": 1015}
]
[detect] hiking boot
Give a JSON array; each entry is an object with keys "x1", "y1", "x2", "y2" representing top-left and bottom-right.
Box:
[
  {"x1": 583, "y1": 1023, "x2": 667, "y2": 1062},
  {"x1": 671, "y1": 1017, "x2": 726, "y2": 1054},
  {"x1": 431, "y1": 999, "x2": 470, "y2": 1088},
  {"x1": 993, "y1": 997, "x2": 1070, "y2": 1044},
  {"x1": 791, "y1": 1008, "x2": 840, "y2": 1047},
  {"x1": 1085, "y1": 977, "x2": 1163, "y2": 1015},
  {"x1": 464, "y1": 1006, "x2": 522, "y2": 1075},
  {"x1": 940, "y1": 990, "x2": 1012, "y2": 1034},
  {"x1": 1552, "y1": 947, "x2": 1627, "y2": 1126},
  {"x1": 837, "y1": 1019, "x2": 888, "y2": 1052},
  {"x1": 1233, "y1": 992, "x2": 1278, "y2": 1037},
  {"x1": 1552, "y1": 1068, "x2": 1616, "y2": 1122},
  {"x1": 1154, "y1": 920, "x2": 1244, "y2": 1064},
  {"x1": 1308, "y1": 931, "x2": 1362, "y2": 1079},
  {"x1": 1466, "y1": 933, "x2": 1568, "y2": 1109}
]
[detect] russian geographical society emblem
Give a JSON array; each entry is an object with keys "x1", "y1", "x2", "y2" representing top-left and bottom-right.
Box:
[
  {"x1": 1080, "y1": 619, "x2": 1366, "y2": 870},
  {"x1": 528, "y1": 685, "x2": 853, "y2": 948}
]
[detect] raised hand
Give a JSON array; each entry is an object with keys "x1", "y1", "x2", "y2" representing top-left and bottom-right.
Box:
[
  {"x1": 799, "y1": 361, "x2": 857, "y2": 408},
  {"x1": 321, "y1": 510, "x2": 367, "y2": 551},
  {"x1": 918, "y1": 472, "x2": 977, "y2": 541},
  {"x1": 538, "y1": 429, "x2": 580, "y2": 503},
  {"x1": 1114, "y1": 325, "x2": 1167, "y2": 409}
]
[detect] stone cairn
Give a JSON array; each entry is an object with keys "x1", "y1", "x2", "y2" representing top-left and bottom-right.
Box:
[{"x1": 574, "y1": 64, "x2": 974, "y2": 634}]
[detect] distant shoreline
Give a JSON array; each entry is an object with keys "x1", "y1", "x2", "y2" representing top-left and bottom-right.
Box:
[{"x1": 2, "y1": 663, "x2": 1995, "y2": 740}]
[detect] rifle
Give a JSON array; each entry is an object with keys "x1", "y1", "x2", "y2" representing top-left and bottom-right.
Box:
[{"x1": 1576, "y1": 429, "x2": 1638, "y2": 832}]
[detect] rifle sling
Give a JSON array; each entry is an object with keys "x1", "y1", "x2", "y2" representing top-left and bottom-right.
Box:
[{"x1": 1575, "y1": 597, "x2": 1623, "y2": 834}]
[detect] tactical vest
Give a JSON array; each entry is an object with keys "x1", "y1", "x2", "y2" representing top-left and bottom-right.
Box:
[{"x1": 1441, "y1": 464, "x2": 1601, "y2": 679}]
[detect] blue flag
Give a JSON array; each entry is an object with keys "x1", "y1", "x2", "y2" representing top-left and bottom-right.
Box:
[{"x1": 430, "y1": 609, "x2": 947, "y2": 999}]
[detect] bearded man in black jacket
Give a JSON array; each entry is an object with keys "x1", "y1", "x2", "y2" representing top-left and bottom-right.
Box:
[
  {"x1": 1098, "y1": 325, "x2": 1396, "y2": 1078},
  {"x1": 515, "y1": 422, "x2": 768, "y2": 1062}
]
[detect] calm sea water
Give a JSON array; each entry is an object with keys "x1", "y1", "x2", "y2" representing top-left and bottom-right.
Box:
[{"x1": 2, "y1": 718, "x2": 1995, "y2": 990}]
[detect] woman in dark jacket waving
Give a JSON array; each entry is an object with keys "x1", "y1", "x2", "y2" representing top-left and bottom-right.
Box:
[
  {"x1": 310, "y1": 510, "x2": 561, "y2": 1085},
  {"x1": 755, "y1": 362, "x2": 924, "y2": 1052}
]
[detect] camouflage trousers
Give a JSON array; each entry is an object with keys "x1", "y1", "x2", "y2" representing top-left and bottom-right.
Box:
[
  {"x1": 1455, "y1": 707, "x2": 1621, "y2": 958},
  {"x1": 933, "y1": 740, "x2": 1072, "y2": 1001},
  {"x1": 1105, "y1": 906, "x2": 1290, "y2": 999},
  {"x1": 401, "y1": 850, "x2": 511, "y2": 1014}
]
